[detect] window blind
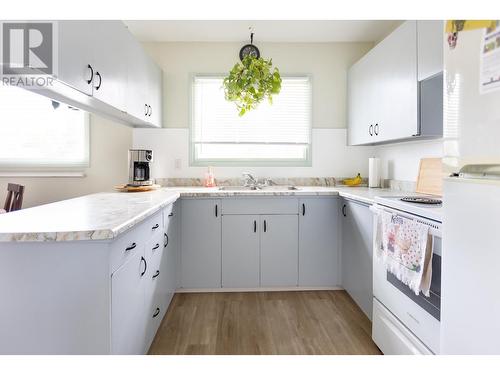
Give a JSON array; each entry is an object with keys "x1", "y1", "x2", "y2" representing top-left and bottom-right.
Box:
[
  {"x1": 191, "y1": 75, "x2": 311, "y2": 164},
  {"x1": 0, "y1": 85, "x2": 89, "y2": 168}
]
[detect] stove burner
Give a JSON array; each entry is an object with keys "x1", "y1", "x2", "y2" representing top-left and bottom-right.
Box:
[{"x1": 400, "y1": 196, "x2": 442, "y2": 205}]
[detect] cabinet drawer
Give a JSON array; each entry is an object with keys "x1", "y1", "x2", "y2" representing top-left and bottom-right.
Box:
[
  {"x1": 143, "y1": 211, "x2": 163, "y2": 238},
  {"x1": 163, "y1": 204, "x2": 174, "y2": 228},
  {"x1": 222, "y1": 198, "x2": 298, "y2": 215},
  {"x1": 372, "y1": 298, "x2": 433, "y2": 355},
  {"x1": 147, "y1": 235, "x2": 164, "y2": 276},
  {"x1": 110, "y1": 226, "x2": 145, "y2": 273}
]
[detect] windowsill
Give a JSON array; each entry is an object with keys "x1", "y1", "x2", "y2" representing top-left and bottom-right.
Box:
[{"x1": 0, "y1": 171, "x2": 86, "y2": 178}]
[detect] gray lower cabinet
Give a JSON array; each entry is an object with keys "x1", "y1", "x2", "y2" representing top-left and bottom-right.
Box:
[
  {"x1": 222, "y1": 215, "x2": 260, "y2": 288},
  {"x1": 160, "y1": 202, "x2": 179, "y2": 312},
  {"x1": 180, "y1": 199, "x2": 222, "y2": 289},
  {"x1": 298, "y1": 197, "x2": 340, "y2": 287},
  {"x1": 111, "y1": 249, "x2": 147, "y2": 355},
  {"x1": 341, "y1": 199, "x2": 373, "y2": 319},
  {"x1": 260, "y1": 215, "x2": 299, "y2": 287}
]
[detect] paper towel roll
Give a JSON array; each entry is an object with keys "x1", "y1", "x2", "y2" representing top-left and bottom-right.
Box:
[{"x1": 369, "y1": 158, "x2": 381, "y2": 188}]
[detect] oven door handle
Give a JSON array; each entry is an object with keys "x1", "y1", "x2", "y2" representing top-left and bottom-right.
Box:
[{"x1": 370, "y1": 204, "x2": 442, "y2": 237}]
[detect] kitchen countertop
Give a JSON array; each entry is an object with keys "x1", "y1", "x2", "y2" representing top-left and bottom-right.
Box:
[
  {"x1": 0, "y1": 185, "x2": 405, "y2": 243},
  {"x1": 0, "y1": 190, "x2": 180, "y2": 242}
]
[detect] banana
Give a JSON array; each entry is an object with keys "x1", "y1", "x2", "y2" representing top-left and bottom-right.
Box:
[{"x1": 343, "y1": 173, "x2": 362, "y2": 186}]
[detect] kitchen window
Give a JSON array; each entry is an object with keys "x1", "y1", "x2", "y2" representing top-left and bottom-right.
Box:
[
  {"x1": 191, "y1": 75, "x2": 312, "y2": 166},
  {"x1": 0, "y1": 85, "x2": 89, "y2": 172}
]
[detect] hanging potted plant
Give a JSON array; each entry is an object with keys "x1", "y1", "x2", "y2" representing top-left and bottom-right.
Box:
[{"x1": 223, "y1": 30, "x2": 282, "y2": 116}]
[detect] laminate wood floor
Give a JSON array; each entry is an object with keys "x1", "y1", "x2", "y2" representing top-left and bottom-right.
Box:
[{"x1": 148, "y1": 290, "x2": 381, "y2": 355}]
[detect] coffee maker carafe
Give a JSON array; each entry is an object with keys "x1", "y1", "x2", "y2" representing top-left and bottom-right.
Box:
[{"x1": 128, "y1": 149, "x2": 153, "y2": 186}]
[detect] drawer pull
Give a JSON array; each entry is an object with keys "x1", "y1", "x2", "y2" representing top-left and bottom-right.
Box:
[
  {"x1": 164, "y1": 233, "x2": 169, "y2": 248},
  {"x1": 153, "y1": 308, "x2": 160, "y2": 318},
  {"x1": 125, "y1": 243, "x2": 136, "y2": 251},
  {"x1": 168, "y1": 212, "x2": 174, "y2": 217},
  {"x1": 152, "y1": 223, "x2": 159, "y2": 230},
  {"x1": 140, "y1": 256, "x2": 147, "y2": 277},
  {"x1": 152, "y1": 270, "x2": 160, "y2": 279},
  {"x1": 152, "y1": 243, "x2": 160, "y2": 250}
]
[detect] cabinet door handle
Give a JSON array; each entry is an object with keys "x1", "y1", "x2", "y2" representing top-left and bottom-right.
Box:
[
  {"x1": 152, "y1": 270, "x2": 160, "y2": 279},
  {"x1": 215, "y1": 204, "x2": 218, "y2": 217},
  {"x1": 140, "y1": 256, "x2": 147, "y2": 277},
  {"x1": 374, "y1": 123, "x2": 379, "y2": 136},
  {"x1": 168, "y1": 212, "x2": 174, "y2": 217},
  {"x1": 153, "y1": 307, "x2": 160, "y2": 318},
  {"x1": 149, "y1": 105, "x2": 152, "y2": 117},
  {"x1": 302, "y1": 203, "x2": 305, "y2": 216},
  {"x1": 253, "y1": 220, "x2": 257, "y2": 233},
  {"x1": 263, "y1": 220, "x2": 267, "y2": 232},
  {"x1": 164, "y1": 233, "x2": 169, "y2": 248},
  {"x1": 125, "y1": 242, "x2": 136, "y2": 251},
  {"x1": 94, "y1": 71, "x2": 102, "y2": 90},
  {"x1": 152, "y1": 223, "x2": 159, "y2": 230},
  {"x1": 369, "y1": 124, "x2": 373, "y2": 136},
  {"x1": 342, "y1": 204, "x2": 347, "y2": 217},
  {"x1": 86, "y1": 64, "x2": 94, "y2": 84},
  {"x1": 144, "y1": 104, "x2": 149, "y2": 116},
  {"x1": 152, "y1": 243, "x2": 160, "y2": 250}
]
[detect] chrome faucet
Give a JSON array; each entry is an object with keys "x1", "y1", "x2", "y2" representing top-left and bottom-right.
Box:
[
  {"x1": 263, "y1": 178, "x2": 276, "y2": 186},
  {"x1": 242, "y1": 172, "x2": 258, "y2": 188}
]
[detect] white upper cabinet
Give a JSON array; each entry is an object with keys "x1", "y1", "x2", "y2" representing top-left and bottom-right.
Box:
[
  {"x1": 90, "y1": 22, "x2": 129, "y2": 112},
  {"x1": 417, "y1": 20, "x2": 444, "y2": 80},
  {"x1": 348, "y1": 20, "x2": 443, "y2": 145},
  {"x1": 58, "y1": 21, "x2": 128, "y2": 111},
  {"x1": 347, "y1": 52, "x2": 375, "y2": 145},
  {"x1": 125, "y1": 30, "x2": 163, "y2": 127},
  {"x1": 57, "y1": 21, "x2": 95, "y2": 96},
  {"x1": 372, "y1": 21, "x2": 418, "y2": 142},
  {"x1": 48, "y1": 21, "x2": 162, "y2": 127}
]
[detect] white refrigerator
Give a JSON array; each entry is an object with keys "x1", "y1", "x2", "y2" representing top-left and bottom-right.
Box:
[{"x1": 441, "y1": 23, "x2": 500, "y2": 354}]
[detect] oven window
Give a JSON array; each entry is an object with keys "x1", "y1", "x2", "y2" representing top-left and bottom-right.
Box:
[{"x1": 387, "y1": 253, "x2": 441, "y2": 321}]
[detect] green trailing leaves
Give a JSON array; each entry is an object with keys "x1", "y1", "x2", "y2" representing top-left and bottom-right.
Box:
[{"x1": 223, "y1": 55, "x2": 282, "y2": 116}]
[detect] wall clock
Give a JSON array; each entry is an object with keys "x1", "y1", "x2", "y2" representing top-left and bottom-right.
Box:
[{"x1": 239, "y1": 31, "x2": 260, "y2": 60}]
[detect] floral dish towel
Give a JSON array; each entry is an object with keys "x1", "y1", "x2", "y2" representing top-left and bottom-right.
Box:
[{"x1": 375, "y1": 208, "x2": 433, "y2": 296}]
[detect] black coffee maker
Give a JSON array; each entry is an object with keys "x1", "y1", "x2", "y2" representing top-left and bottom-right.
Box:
[{"x1": 128, "y1": 149, "x2": 153, "y2": 186}]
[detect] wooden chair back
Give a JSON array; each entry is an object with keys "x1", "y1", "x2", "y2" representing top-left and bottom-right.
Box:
[{"x1": 4, "y1": 183, "x2": 25, "y2": 212}]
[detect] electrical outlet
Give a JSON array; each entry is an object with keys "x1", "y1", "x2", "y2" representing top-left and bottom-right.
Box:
[{"x1": 174, "y1": 159, "x2": 182, "y2": 169}]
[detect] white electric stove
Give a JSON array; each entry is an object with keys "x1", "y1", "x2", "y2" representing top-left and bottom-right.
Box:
[
  {"x1": 371, "y1": 194, "x2": 443, "y2": 355},
  {"x1": 374, "y1": 195, "x2": 443, "y2": 222}
]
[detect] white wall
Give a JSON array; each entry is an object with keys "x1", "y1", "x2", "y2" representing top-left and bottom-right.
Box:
[
  {"x1": 134, "y1": 128, "x2": 374, "y2": 179},
  {"x1": 374, "y1": 139, "x2": 444, "y2": 182},
  {"x1": 134, "y1": 41, "x2": 375, "y2": 179},
  {"x1": 0, "y1": 115, "x2": 132, "y2": 208},
  {"x1": 143, "y1": 42, "x2": 373, "y2": 129},
  {"x1": 136, "y1": 41, "x2": 444, "y2": 183}
]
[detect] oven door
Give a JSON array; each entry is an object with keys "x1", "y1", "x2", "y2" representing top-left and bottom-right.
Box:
[{"x1": 372, "y1": 207, "x2": 441, "y2": 354}]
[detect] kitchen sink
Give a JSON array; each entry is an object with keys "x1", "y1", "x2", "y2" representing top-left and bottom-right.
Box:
[
  {"x1": 218, "y1": 185, "x2": 300, "y2": 191},
  {"x1": 259, "y1": 186, "x2": 300, "y2": 191},
  {"x1": 218, "y1": 186, "x2": 259, "y2": 191}
]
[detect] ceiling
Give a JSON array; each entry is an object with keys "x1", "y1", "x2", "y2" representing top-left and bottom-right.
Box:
[{"x1": 124, "y1": 20, "x2": 402, "y2": 43}]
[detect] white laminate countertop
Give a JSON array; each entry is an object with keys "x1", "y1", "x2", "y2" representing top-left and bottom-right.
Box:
[
  {"x1": 0, "y1": 190, "x2": 180, "y2": 242},
  {"x1": 0, "y1": 186, "x2": 403, "y2": 243}
]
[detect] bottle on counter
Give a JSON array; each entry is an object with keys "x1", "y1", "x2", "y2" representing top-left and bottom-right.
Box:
[{"x1": 204, "y1": 166, "x2": 216, "y2": 187}]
